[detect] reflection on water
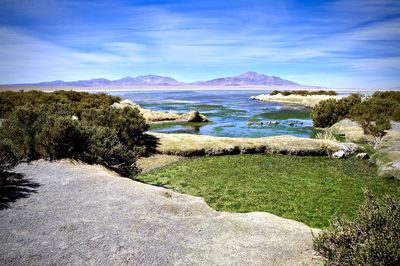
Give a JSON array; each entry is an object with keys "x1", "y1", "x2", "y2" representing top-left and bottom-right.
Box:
[{"x1": 110, "y1": 90, "x2": 315, "y2": 138}]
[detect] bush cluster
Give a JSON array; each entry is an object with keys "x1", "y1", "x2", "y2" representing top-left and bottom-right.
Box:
[
  {"x1": 311, "y1": 93, "x2": 362, "y2": 128},
  {"x1": 313, "y1": 191, "x2": 400, "y2": 265},
  {"x1": 311, "y1": 91, "x2": 400, "y2": 136},
  {"x1": 269, "y1": 90, "x2": 338, "y2": 96},
  {"x1": 0, "y1": 90, "x2": 121, "y2": 118},
  {"x1": 0, "y1": 91, "x2": 149, "y2": 177}
]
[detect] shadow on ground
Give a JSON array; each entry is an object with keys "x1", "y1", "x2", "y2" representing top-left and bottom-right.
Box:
[
  {"x1": 143, "y1": 133, "x2": 160, "y2": 156},
  {"x1": 0, "y1": 172, "x2": 40, "y2": 210}
]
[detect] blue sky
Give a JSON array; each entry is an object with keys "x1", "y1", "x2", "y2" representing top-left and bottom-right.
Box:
[{"x1": 0, "y1": 0, "x2": 399, "y2": 88}]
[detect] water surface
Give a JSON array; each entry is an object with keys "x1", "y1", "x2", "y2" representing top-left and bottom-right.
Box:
[{"x1": 110, "y1": 90, "x2": 314, "y2": 138}]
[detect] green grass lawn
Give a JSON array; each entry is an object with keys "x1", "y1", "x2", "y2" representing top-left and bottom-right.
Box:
[{"x1": 137, "y1": 154, "x2": 400, "y2": 228}]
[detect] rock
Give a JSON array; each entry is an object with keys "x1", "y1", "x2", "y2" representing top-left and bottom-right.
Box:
[
  {"x1": 356, "y1": 153, "x2": 369, "y2": 159},
  {"x1": 71, "y1": 115, "x2": 79, "y2": 120},
  {"x1": 186, "y1": 111, "x2": 209, "y2": 122},
  {"x1": 329, "y1": 119, "x2": 373, "y2": 143},
  {"x1": 0, "y1": 160, "x2": 321, "y2": 265},
  {"x1": 332, "y1": 150, "x2": 345, "y2": 158},
  {"x1": 288, "y1": 122, "x2": 295, "y2": 127},
  {"x1": 338, "y1": 143, "x2": 357, "y2": 156}
]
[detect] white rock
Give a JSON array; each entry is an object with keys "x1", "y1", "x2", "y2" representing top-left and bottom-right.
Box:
[{"x1": 332, "y1": 150, "x2": 345, "y2": 158}]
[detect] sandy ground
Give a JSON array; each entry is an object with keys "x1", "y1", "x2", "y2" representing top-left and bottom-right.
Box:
[
  {"x1": 250, "y1": 94, "x2": 343, "y2": 107},
  {"x1": 0, "y1": 160, "x2": 322, "y2": 265}
]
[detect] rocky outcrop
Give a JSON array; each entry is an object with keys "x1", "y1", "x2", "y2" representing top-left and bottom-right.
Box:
[
  {"x1": 372, "y1": 122, "x2": 400, "y2": 180},
  {"x1": 0, "y1": 160, "x2": 321, "y2": 265},
  {"x1": 331, "y1": 143, "x2": 358, "y2": 159},
  {"x1": 329, "y1": 119, "x2": 373, "y2": 143}
]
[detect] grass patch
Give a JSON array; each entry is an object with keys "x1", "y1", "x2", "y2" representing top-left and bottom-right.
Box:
[{"x1": 137, "y1": 154, "x2": 400, "y2": 228}]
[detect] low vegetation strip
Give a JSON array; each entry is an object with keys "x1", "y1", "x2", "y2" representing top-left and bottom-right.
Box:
[
  {"x1": 150, "y1": 132, "x2": 342, "y2": 156},
  {"x1": 137, "y1": 154, "x2": 400, "y2": 228},
  {"x1": 269, "y1": 90, "x2": 338, "y2": 96}
]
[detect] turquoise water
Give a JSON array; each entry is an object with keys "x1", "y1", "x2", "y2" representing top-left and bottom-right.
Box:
[{"x1": 110, "y1": 90, "x2": 315, "y2": 138}]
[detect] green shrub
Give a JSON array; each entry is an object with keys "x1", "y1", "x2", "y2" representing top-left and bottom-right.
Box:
[
  {"x1": 0, "y1": 105, "x2": 46, "y2": 161},
  {"x1": 311, "y1": 91, "x2": 400, "y2": 136},
  {"x1": 80, "y1": 106, "x2": 149, "y2": 148},
  {"x1": 350, "y1": 97, "x2": 397, "y2": 137},
  {"x1": 84, "y1": 126, "x2": 141, "y2": 176},
  {"x1": 269, "y1": 90, "x2": 338, "y2": 96},
  {"x1": 0, "y1": 90, "x2": 120, "y2": 118},
  {"x1": 0, "y1": 139, "x2": 19, "y2": 174},
  {"x1": 35, "y1": 116, "x2": 89, "y2": 159},
  {"x1": 0, "y1": 91, "x2": 149, "y2": 177},
  {"x1": 313, "y1": 191, "x2": 400, "y2": 265},
  {"x1": 311, "y1": 93, "x2": 362, "y2": 128},
  {"x1": 311, "y1": 99, "x2": 341, "y2": 128}
]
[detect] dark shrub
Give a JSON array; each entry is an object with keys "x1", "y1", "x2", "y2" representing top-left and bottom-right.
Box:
[
  {"x1": 0, "y1": 105, "x2": 46, "y2": 161},
  {"x1": 84, "y1": 126, "x2": 141, "y2": 176},
  {"x1": 81, "y1": 106, "x2": 149, "y2": 147},
  {"x1": 0, "y1": 91, "x2": 150, "y2": 177},
  {"x1": 35, "y1": 116, "x2": 89, "y2": 159},
  {"x1": 311, "y1": 99, "x2": 341, "y2": 128},
  {"x1": 0, "y1": 139, "x2": 19, "y2": 175},
  {"x1": 351, "y1": 97, "x2": 398, "y2": 137},
  {"x1": 311, "y1": 93, "x2": 362, "y2": 128},
  {"x1": 0, "y1": 90, "x2": 121, "y2": 118},
  {"x1": 269, "y1": 90, "x2": 338, "y2": 96},
  {"x1": 313, "y1": 191, "x2": 400, "y2": 265}
]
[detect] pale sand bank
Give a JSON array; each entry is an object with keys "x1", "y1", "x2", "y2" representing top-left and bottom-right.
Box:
[
  {"x1": 251, "y1": 94, "x2": 343, "y2": 107},
  {"x1": 150, "y1": 132, "x2": 346, "y2": 156}
]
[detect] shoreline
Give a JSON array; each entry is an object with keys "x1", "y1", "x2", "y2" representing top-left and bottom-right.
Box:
[{"x1": 0, "y1": 85, "x2": 387, "y2": 94}]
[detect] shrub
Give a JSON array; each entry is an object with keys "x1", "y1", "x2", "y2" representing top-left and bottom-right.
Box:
[
  {"x1": 0, "y1": 90, "x2": 120, "y2": 118},
  {"x1": 84, "y1": 126, "x2": 141, "y2": 176},
  {"x1": 0, "y1": 139, "x2": 19, "y2": 174},
  {"x1": 35, "y1": 116, "x2": 89, "y2": 159},
  {"x1": 311, "y1": 99, "x2": 341, "y2": 128},
  {"x1": 313, "y1": 191, "x2": 400, "y2": 265},
  {"x1": 311, "y1": 93, "x2": 362, "y2": 128},
  {"x1": 269, "y1": 90, "x2": 338, "y2": 96},
  {"x1": 351, "y1": 96, "x2": 398, "y2": 137},
  {"x1": 0, "y1": 91, "x2": 150, "y2": 177}
]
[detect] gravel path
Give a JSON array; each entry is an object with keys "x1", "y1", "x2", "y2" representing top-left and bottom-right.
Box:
[{"x1": 1, "y1": 160, "x2": 321, "y2": 265}]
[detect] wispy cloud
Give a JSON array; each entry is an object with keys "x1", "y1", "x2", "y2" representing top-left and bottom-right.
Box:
[{"x1": 0, "y1": 0, "x2": 399, "y2": 87}]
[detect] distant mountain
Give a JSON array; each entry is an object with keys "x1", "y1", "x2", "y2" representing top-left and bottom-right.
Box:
[
  {"x1": 192, "y1": 71, "x2": 300, "y2": 86},
  {"x1": 3, "y1": 72, "x2": 302, "y2": 87},
  {"x1": 14, "y1": 75, "x2": 183, "y2": 87}
]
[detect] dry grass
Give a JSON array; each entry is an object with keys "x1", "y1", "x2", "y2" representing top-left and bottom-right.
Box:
[
  {"x1": 150, "y1": 132, "x2": 342, "y2": 156},
  {"x1": 137, "y1": 155, "x2": 185, "y2": 173},
  {"x1": 315, "y1": 131, "x2": 337, "y2": 141},
  {"x1": 250, "y1": 94, "x2": 343, "y2": 107}
]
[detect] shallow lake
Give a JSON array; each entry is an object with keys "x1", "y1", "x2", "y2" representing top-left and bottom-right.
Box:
[{"x1": 110, "y1": 90, "x2": 316, "y2": 138}]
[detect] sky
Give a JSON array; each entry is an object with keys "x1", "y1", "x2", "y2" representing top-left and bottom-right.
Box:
[{"x1": 0, "y1": 0, "x2": 399, "y2": 88}]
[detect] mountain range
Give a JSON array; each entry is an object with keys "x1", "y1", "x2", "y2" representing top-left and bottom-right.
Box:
[{"x1": 5, "y1": 72, "x2": 301, "y2": 87}]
